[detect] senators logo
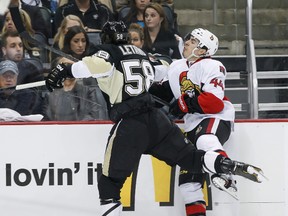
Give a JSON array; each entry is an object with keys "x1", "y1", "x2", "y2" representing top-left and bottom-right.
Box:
[{"x1": 179, "y1": 71, "x2": 201, "y2": 96}]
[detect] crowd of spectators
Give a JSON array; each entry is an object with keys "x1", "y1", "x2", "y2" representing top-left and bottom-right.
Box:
[{"x1": 0, "y1": 0, "x2": 180, "y2": 121}]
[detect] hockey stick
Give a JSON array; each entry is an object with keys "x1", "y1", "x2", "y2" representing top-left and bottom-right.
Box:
[
  {"x1": 9, "y1": 6, "x2": 79, "y2": 62},
  {"x1": 0, "y1": 80, "x2": 46, "y2": 91},
  {"x1": 0, "y1": 79, "x2": 171, "y2": 107},
  {"x1": 13, "y1": 80, "x2": 46, "y2": 90}
]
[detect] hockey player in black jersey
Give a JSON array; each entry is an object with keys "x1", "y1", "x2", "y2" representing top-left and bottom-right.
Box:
[{"x1": 45, "y1": 21, "x2": 265, "y2": 216}]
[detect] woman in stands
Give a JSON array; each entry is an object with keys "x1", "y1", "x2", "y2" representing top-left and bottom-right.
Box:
[
  {"x1": 50, "y1": 14, "x2": 85, "y2": 61},
  {"x1": 43, "y1": 25, "x2": 108, "y2": 121},
  {"x1": 53, "y1": 15, "x2": 85, "y2": 50},
  {"x1": 119, "y1": 0, "x2": 151, "y2": 28},
  {"x1": 128, "y1": 23, "x2": 144, "y2": 48},
  {"x1": 61, "y1": 25, "x2": 90, "y2": 60},
  {"x1": 142, "y1": 2, "x2": 181, "y2": 59}
]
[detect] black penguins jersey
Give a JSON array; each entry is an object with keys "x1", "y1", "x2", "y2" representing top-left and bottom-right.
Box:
[{"x1": 71, "y1": 44, "x2": 155, "y2": 105}]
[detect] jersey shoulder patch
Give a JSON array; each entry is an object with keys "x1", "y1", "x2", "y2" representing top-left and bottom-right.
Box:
[{"x1": 93, "y1": 50, "x2": 110, "y2": 60}]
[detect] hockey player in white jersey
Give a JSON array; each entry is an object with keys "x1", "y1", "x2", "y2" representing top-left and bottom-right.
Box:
[{"x1": 150, "y1": 28, "x2": 255, "y2": 215}]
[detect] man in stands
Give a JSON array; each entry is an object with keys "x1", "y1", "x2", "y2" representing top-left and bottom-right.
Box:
[
  {"x1": 1, "y1": 31, "x2": 44, "y2": 85},
  {"x1": 54, "y1": 0, "x2": 115, "y2": 33},
  {"x1": 0, "y1": 59, "x2": 41, "y2": 115}
]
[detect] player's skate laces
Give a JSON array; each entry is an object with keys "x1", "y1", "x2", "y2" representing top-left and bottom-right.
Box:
[
  {"x1": 220, "y1": 158, "x2": 266, "y2": 183},
  {"x1": 211, "y1": 174, "x2": 238, "y2": 200}
]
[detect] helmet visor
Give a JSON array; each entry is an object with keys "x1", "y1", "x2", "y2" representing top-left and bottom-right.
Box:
[
  {"x1": 184, "y1": 33, "x2": 208, "y2": 51},
  {"x1": 184, "y1": 33, "x2": 193, "y2": 42},
  {"x1": 184, "y1": 33, "x2": 200, "y2": 44}
]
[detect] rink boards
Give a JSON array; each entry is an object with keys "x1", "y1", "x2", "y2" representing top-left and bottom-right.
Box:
[{"x1": 0, "y1": 120, "x2": 287, "y2": 216}]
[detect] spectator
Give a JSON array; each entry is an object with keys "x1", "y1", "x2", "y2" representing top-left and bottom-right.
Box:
[
  {"x1": 118, "y1": 0, "x2": 151, "y2": 28},
  {"x1": 21, "y1": 3, "x2": 52, "y2": 39},
  {"x1": 53, "y1": 19, "x2": 96, "y2": 79},
  {"x1": 8, "y1": 0, "x2": 51, "y2": 39},
  {"x1": 1, "y1": 31, "x2": 44, "y2": 84},
  {"x1": 142, "y1": 2, "x2": 181, "y2": 59},
  {"x1": 20, "y1": 0, "x2": 43, "y2": 6},
  {"x1": 0, "y1": 60, "x2": 41, "y2": 115},
  {"x1": 54, "y1": 0, "x2": 115, "y2": 33},
  {"x1": 63, "y1": 25, "x2": 107, "y2": 115},
  {"x1": 128, "y1": 22, "x2": 144, "y2": 48},
  {"x1": 127, "y1": 22, "x2": 170, "y2": 83},
  {"x1": 43, "y1": 71, "x2": 109, "y2": 120},
  {"x1": 58, "y1": 0, "x2": 115, "y2": 12},
  {"x1": 61, "y1": 25, "x2": 90, "y2": 58},
  {"x1": 43, "y1": 26, "x2": 108, "y2": 120},
  {"x1": 53, "y1": 15, "x2": 84, "y2": 49},
  {"x1": 51, "y1": 14, "x2": 85, "y2": 60},
  {"x1": 1, "y1": 8, "x2": 41, "y2": 59}
]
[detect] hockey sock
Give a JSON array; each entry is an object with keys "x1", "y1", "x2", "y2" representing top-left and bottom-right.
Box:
[
  {"x1": 185, "y1": 200, "x2": 206, "y2": 216},
  {"x1": 100, "y1": 199, "x2": 122, "y2": 216}
]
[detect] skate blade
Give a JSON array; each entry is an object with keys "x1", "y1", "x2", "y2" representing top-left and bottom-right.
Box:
[
  {"x1": 247, "y1": 166, "x2": 268, "y2": 183},
  {"x1": 211, "y1": 177, "x2": 239, "y2": 200}
]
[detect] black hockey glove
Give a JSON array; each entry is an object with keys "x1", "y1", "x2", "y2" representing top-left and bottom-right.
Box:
[
  {"x1": 169, "y1": 94, "x2": 192, "y2": 119},
  {"x1": 45, "y1": 63, "x2": 73, "y2": 92}
]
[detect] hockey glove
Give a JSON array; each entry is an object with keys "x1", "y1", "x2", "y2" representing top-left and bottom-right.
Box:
[
  {"x1": 45, "y1": 63, "x2": 73, "y2": 92},
  {"x1": 169, "y1": 94, "x2": 192, "y2": 119}
]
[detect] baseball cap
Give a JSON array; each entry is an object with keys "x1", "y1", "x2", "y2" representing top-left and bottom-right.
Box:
[{"x1": 0, "y1": 60, "x2": 19, "y2": 75}]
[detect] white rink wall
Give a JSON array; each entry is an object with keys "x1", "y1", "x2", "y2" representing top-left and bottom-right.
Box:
[{"x1": 0, "y1": 121, "x2": 287, "y2": 216}]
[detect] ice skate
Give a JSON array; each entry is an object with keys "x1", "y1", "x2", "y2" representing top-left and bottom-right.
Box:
[
  {"x1": 211, "y1": 173, "x2": 238, "y2": 200},
  {"x1": 232, "y1": 161, "x2": 266, "y2": 183},
  {"x1": 220, "y1": 158, "x2": 266, "y2": 183}
]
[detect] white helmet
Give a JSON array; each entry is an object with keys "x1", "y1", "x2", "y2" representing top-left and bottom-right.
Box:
[{"x1": 185, "y1": 28, "x2": 219, "y2": 56}]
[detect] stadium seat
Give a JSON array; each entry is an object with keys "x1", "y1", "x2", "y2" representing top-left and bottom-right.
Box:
[{"x1": 34, "y1": 32, "x2": 49, "y2": 63}]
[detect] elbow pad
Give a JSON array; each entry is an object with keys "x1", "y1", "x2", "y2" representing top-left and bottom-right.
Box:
[{"x1": 197, "y1": 92, "x2": 224, "y2": 114}]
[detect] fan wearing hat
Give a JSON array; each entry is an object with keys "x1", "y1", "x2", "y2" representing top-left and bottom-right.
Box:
[
  {"x1": 0, "y1": 60, "x2": 19, "y2": 91},
  {"x1": 0, "y1": 60, "x2": 41, "y2": 115}
]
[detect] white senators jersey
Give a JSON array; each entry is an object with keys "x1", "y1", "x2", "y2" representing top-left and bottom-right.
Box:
[{"x1": 167, "y1": 58, "x2": 235, "y2": 132}]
